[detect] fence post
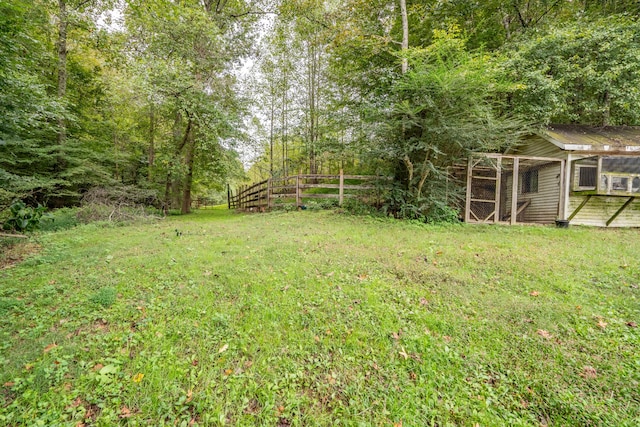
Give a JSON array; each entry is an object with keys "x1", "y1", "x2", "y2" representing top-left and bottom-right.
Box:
[
  {"x1": 227, "y1": 184, "x2": 231, "y2": 209},
  {"x1": 267, "y1": 179, "x2": 272, "y2": 209},
  {"x1": 296, "y1": 175, "x2": 301, "y2": 208},
  {"x1": 339, "y1": 169, "x2": 344, "y2": 206}
]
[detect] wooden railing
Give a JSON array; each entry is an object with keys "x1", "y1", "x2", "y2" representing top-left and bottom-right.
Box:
[{"x1": 228, "y1": 171, "x2": 388, "y2": 210}]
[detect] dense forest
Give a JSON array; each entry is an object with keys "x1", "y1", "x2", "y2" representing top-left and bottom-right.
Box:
[{"x1": 2, "y1": 0, "x2": 640, "y2": 222}]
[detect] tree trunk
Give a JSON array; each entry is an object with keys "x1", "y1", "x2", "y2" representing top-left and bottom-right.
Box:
[
  {"x1": 269, "y1": 83, "x2": 275, "y2": 176},
  {"x1": 282, "y1": 70, "x2": 287, "y2": 176},
  {"x1": 603, "y1": 90, "x2": 611, "y2": 127},
  {"x1": 181, "y1": 124, "x2": 195, "y2": 214},
  {"x1": 57, "y1": 0, "x2": 68, "y2": 147},
  {"x1": 400, "y1": 0, "x2": 409, "y2": 74},
  {"x1": 148, "y1": 102, "x2": 155, "y2": 181}
]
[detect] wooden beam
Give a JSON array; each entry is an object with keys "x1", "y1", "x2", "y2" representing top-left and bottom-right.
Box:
[
  {"x1": 568, "y1": 195, "x2": 592, "y2": 221},
  {"x1": 596, "y1": 156, "x2": 603, "y2": 193},
  {"x1": 606, "y1": 197, "x2": 635, "y2": 227},
  {"x1": 558, "y1": 159, "x2": 566, "y2": 220},
  {"x1": 494, "y1": 157, "x2": 502, "y2": 224},
  {"x1": 511, "y1": 157, "x2": 519, "y2": 225},
  {"x1": 465, "y1": 157, "x2": 473, "y2": 223},
  {"x1": 339, "y1": 169, "x2": 344, "y2": 206},
  {"x1": 0, "y1": 233, "x2": 28, "y2": 239}
]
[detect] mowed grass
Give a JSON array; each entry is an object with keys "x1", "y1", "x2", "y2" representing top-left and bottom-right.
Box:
[{"x1": 1, "y1": 208, "x2": 639, "y2": 426}]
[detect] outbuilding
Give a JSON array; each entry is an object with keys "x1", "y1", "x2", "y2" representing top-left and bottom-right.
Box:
[{"x1": 463, "y1": 124, "x2": 640, "y2": 227}]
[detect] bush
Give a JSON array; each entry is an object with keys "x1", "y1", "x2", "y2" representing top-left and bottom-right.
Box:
[
  {"x1": 38, "y1": 208, "x2": 79, "y2": 232},
  {"x1": 342, "y1": 199, "x2": 384, "y2": 217},
  {"x1": 2, "y1": 200, "x2": 49, "y2": 232}
]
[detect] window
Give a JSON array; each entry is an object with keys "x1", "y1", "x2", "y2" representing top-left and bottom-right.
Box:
[
  {"x1": 578, "y1": 166, "x2": 597, "y2": 188},
  {"x1": 611, "y1": 176, "x2": 629, "y2": 192},
  {"x1": 522, "y1": 170, "x2": 538, "y2": 194}
]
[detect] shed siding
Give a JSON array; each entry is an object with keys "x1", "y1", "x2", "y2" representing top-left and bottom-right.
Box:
[
  {"x1": 568, "y1": 195, "x2": 640, "y2": 227},
  {"x1": 511, "y1": 137, "x2": 566, "y2": 158},
  {"x1": 503, "y1": 163, "x2": 562, "y2": 223}
]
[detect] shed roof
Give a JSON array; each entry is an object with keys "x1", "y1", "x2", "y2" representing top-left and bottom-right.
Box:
[{"x1": 540, "y1": 124, "x2": 640, "y2": 153}]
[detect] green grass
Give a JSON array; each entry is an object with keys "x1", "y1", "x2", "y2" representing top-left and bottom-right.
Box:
[{"x1": 1, "y1": 208, "x2": 639, "y2": 426}]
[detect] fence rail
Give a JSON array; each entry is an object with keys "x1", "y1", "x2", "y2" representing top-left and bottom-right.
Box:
[{"x1": 228, "y1": 171, "x2": 388, "y2": 210}]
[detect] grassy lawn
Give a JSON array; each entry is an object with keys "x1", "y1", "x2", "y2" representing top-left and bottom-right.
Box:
[{"x1": 1, "y1": 208, "x2": 639, "y2": 426}]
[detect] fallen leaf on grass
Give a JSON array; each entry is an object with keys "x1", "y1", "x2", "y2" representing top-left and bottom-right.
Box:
[
  {"x1": 68, "y1": 397, "x2": 83, "y2": 409},
  {"x1": 93, "y1": 363, "x2": 104, "y2": 371},
  {"x1": 357, "y1": 274, "x2": 368, "y2": 280},
  {"x1": 419, "y1": 298, "x2": 429, "y2": 306},
  {"x1": 119, "y1": 406, "x2": 132, "y2": 418},
  {"x1": 597, "y1": 320, "x2": 607, "y2": 329},
  {"x1": 443, "y1": 335, "x2": 452, "y2": 342},
  {"x1": 581, "y1": 366, "x2": 597, "y2": 379},
  {"x1": 536, "y1": 329, "x2": 552, "y2": 339},
  {"x1": 44, "y1": 343, "x2": 58, "y2": 353},
  {"x1": 186, "y1": 389, "x2": 193, "y2": 403},
  {"x1": 314, "y1": 335, "x2": 320, "y2": 342},
  {"x1": 132, "y1": 373, "x2": 144, "y2": 383},
  {"x1": 224, "y1": 369, "x2": 233, "y2": 376},
  {"x1": 529, "y1": 291, "x2": 539, "y2": 297},
  {"x1": 3, "y1": 382, "x2": 15, "y2": 387},
  {"x1": 626, "y1": 321, "x2": 637, "y2": 328},
  {"x1": 398, "y1": 347, "x2": 408, "y2": 360},
  {"x1": 218, "y1": 344, "x2": 229, "y2": 353},
  {"x1": 393, "y1": 421, "x2": 403, "y2": 427}
]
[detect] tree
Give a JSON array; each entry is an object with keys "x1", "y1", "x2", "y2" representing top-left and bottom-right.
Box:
[
  {"x1": 380, "y1": 29, "x2": 523, "y2": 219},
  {"x1": 501, "y1": 17, "x2": 640, "y2": 126}
]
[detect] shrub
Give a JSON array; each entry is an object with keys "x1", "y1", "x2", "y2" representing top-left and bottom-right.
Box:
[{"x1": 2, "y1": 200, "x2": 49, "y2": 232}]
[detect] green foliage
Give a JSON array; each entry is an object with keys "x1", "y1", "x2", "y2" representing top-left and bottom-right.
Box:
[
  {"x1": 37, "y1": 207, "x2": 79, "y2": 232},
  {"x1": 89, "y1": 287, "x2": 117, "y2": 308},
  {"x1": 381, "y1": 29, "x2": 522, "y2": 219},
  {"x1": 501, "y1": 17, "x2": 640, "y2": 125},
  {"x1": 2, "y1": 201, "x2": 48, "y2": 232}
]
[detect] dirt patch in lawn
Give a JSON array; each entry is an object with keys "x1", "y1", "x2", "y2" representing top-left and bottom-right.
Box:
[{"x1": 0, "y1": 241, "x2": 41, "y2": 269}]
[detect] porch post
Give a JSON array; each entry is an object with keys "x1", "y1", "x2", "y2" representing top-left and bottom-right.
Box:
[
  {"x1": 494, "y1": 157, "x2": 502, "y2": 223},
  {"x1": 465, "y1": 157, "x2": 473, "y2": 223},
  {"x1": 511, "y1": 157, "x2": 519, "y2": 225}
]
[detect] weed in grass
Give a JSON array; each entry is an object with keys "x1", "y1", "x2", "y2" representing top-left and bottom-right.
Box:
[{"x1": 89, "y1": 287, "x2": 117, "y2": 308}]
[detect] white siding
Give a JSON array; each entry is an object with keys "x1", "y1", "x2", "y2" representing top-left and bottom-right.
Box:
[
  {"x1": 510, "y1": 136, "x2": 566, "y2": 158},
  {"x1": 503, "y1": 163, "x2": 562, "y2": 223},
  {"x1": 568, "y1": 195, "x2": 640, "y2": 227}
]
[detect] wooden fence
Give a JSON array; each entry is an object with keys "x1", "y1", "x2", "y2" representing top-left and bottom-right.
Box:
[{"x1": 228, "y1": 171, "x2": 387, "y2": 210}]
